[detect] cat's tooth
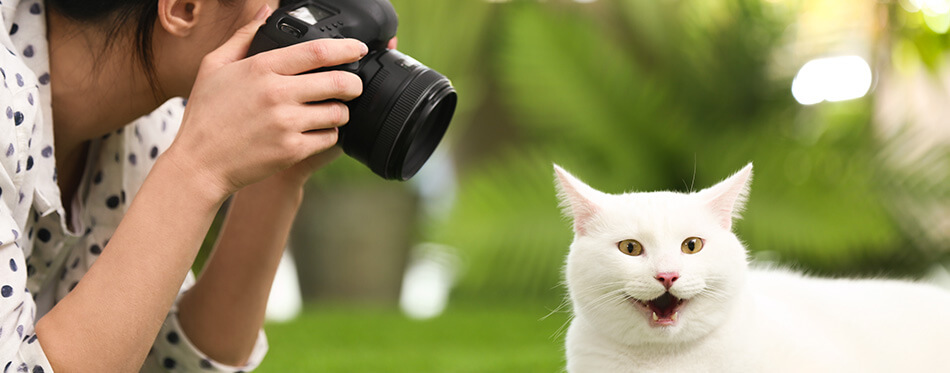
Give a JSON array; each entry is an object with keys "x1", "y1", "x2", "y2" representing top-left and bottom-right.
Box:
[
  {"x1": 672, "y1": 312, "x2": 678, "y2": 321},
  {"x1": 652, "y1": 312, "x2": 659, "y2": 321}
]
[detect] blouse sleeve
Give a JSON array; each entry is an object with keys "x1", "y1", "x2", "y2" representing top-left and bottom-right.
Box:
[{"x1": 140, "y1": 271, "x2": 269, "y2": 372}]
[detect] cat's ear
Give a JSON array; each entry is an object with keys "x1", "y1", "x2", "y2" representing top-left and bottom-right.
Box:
[
  {"x1": 696, "y1": 163, "x2": 753, "y2": 230},
  {"x1": 554, "y1": 164, "x2": 603, "y2": 236}
]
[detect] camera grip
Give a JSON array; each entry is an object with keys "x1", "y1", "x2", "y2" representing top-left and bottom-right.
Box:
[{"x1": 246, "y1": 32, "x2": 282, "y2": 58}]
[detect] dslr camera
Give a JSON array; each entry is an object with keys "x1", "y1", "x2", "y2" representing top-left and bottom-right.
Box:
[{"x1": 248, "y1": 0, "x2": 457, "y2": 180}]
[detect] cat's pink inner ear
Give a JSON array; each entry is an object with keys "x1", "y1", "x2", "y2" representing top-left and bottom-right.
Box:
[
  {"x1": 553, "y1": 165, "x2": 601, "y2": 236},
  {"x1": 699, "y1": 163, "x2": 753, "y2": 230}
]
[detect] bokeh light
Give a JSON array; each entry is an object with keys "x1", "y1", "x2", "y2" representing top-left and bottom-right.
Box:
[{"x1": 791, "y1": 56, "x2": 872, "y2": 105}]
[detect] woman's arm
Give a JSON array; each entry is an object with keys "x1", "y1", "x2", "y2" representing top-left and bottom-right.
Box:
[
  {"x1": 177, "y1": 164, "x2": 309, "y2": 366},
  {"x1": 177, "y1": 145, "x2": 342, "y2": 366},
  {"x1": 175, "y1": 35, "x2": 398, "y2": 366},
  {"x1": 35, "y1": 153, "x2": 226, "y2": 371},
  {"x1": 34, "y1": 8, "x2": 366, "y2": 371}
]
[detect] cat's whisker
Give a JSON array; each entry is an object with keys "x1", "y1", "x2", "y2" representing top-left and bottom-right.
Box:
[
  {"x1": 579, "y1": 289, "x2": 627, "y2": 313},
  {"x1": 541, "y1": 297, "x2": 573, "y2": 321},
  {"x1": 696, "y1": 287, "x2": 730, "y2": 302},
  {"x1": 581, "y1": 288, "x2": 625, "y2": 305},
  {"x1": 582, "y1": 291, "x2": 629, "y2": 318},
  {"x1": 571, "y1": 280, "x2": 628, "y2": 293},
  {"x1": 551, "y1": 313, "x2": 575, "y2": 341}
]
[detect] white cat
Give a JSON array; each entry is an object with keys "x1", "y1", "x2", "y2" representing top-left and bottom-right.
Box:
[{"x1": 555, "y1": 163, "x2": 950, "y2": 372}]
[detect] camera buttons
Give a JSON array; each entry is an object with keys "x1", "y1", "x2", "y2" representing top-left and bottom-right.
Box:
[{"x1": 278, "y1": 22, "x2": 304, "y2": 38}]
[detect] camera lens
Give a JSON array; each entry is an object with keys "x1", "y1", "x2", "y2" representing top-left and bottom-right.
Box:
[{"x1": 341, "y1": 50, "x2": 457, "y2": 180}]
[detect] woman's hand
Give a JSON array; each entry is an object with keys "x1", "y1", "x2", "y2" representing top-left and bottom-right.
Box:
[
  {"x1": 163, "y1": 6, "x2": 366, "y2": 201},
  {"x1": 262, "y1": 145, "x2": 342, "y2": 188},
  {"x1": 261, "y1": 36, "x2": 400, "y2": 188}
]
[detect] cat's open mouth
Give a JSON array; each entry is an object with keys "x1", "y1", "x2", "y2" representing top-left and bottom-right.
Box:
[{"x1": 629, "y1": 292, "x2": 685, "y2": 326}]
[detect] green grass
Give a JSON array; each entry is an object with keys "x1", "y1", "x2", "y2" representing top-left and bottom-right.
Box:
[{"x1": 258, "y1": 301, "x2": 570, "y2": 372}]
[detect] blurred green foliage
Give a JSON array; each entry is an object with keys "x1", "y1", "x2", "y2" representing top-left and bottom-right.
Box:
[{"x1": 893, "y1": 5, "x2": 950, "y2": 72}]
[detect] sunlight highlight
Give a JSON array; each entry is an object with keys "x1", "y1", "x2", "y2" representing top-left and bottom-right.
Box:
[
  {"x1": 909, "y1": 0, "x2": 950, "y2": 14},
  {"x1": 791, "y1": 56, "x2": 872, "y2": 105}
]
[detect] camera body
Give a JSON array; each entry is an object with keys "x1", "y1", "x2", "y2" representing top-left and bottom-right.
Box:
[
  {"x1": 247, "y1": 0, "x2": 456, "y2": 181},
  {"x1": 247, "y1": 0, "x2": 397, "y2": 55}
]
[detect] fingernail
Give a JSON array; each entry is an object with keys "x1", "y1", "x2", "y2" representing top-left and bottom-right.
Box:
[
  {"x1": 359, "y1": 42, "x2": 369, "y2": 57},
  {"x1": 253, "y1": 4, "x2": 271, "y2": 21}
]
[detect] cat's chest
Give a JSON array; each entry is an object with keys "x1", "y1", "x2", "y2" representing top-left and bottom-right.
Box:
[{"x1": 565, "y1": 316, "x2": 757, "y2": 373}]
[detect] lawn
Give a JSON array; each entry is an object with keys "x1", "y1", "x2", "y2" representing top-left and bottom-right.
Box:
[{"x1": 258, "y1": 301, "x2": 570, "y2": 372}]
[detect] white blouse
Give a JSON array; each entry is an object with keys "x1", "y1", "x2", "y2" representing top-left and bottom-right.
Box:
[{"x1": 0, "y1": 0, "x2": 267, "y2": 371}]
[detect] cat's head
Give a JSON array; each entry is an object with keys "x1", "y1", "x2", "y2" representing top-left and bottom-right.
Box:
[{"x1": 555, "y1": 164, "x2": 752, "y2": 345}]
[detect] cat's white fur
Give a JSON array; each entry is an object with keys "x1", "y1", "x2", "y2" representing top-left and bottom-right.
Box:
[{"x1": 555, "y1": 163, "x2": 950, "y2": 372}]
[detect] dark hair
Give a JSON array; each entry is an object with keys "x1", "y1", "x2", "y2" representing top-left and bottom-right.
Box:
[{"x1": 46, "y1": 0, "x2": 239, "y2": 96}]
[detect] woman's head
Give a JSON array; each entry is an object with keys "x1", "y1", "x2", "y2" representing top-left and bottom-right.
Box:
[{"x1": 47, "y1": 0, "x2": 279, "y2": 98}]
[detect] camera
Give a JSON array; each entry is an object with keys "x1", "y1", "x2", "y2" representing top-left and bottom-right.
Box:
[{"x1": 247, "y1": 0, "x2": 457, "y2": 180}]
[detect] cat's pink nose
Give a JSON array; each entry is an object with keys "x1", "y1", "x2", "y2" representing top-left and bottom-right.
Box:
[{"x1": 655, "y1": 272, "x2": 679, "y2": 289}]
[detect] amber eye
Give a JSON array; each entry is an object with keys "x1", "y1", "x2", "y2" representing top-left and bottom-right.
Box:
[
  {"x1": 682, "y1": 237, "x2": 704, "y2": 254},
  {"x1": 617, "y1": 239, "x2": 643, "y2": 256}
]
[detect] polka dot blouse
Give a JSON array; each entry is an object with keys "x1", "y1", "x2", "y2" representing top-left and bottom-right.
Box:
[{"x1": 0, "y1": 1, "x2": 267, "y2": 371}]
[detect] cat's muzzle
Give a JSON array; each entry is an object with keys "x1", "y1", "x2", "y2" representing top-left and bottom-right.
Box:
[{"x1": 629, "y1": 292, "x2": 686, "y2": 326}]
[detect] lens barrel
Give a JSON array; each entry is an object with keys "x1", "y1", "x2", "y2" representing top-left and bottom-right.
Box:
[{"x1": 342, "y1": 50, "x2": 456, "y2": 180}]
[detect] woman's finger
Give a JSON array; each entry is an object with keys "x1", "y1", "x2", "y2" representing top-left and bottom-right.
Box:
[
  {"x1": 279, "y1": 101, "x2": 351, "y2": 132},
  {"x1": 282, "y1": 71, "x2": 363, "y2": 103},
  {"x1": 295, "y1": 128, "x2": 340, "y2": 160},
  {"x1": 254, "y1": 38, "x2": 368, "y2": 76}
]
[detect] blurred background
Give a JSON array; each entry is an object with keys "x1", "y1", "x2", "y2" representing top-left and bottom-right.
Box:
[{"x1": 206, "y1": 0, "x2": 950, "y2": 371}]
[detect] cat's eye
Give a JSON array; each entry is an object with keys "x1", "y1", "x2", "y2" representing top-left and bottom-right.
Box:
[
  {"x1": 682, "y1": 237, "x2": 704, "y2": 254},
  {"x1": 618, "y1": 239, "x2": 643, "y2": 256}
]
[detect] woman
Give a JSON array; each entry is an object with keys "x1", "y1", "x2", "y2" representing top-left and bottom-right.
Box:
[{"x1": 0, "y1": 0, "x2": 379, "y2": 370}]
